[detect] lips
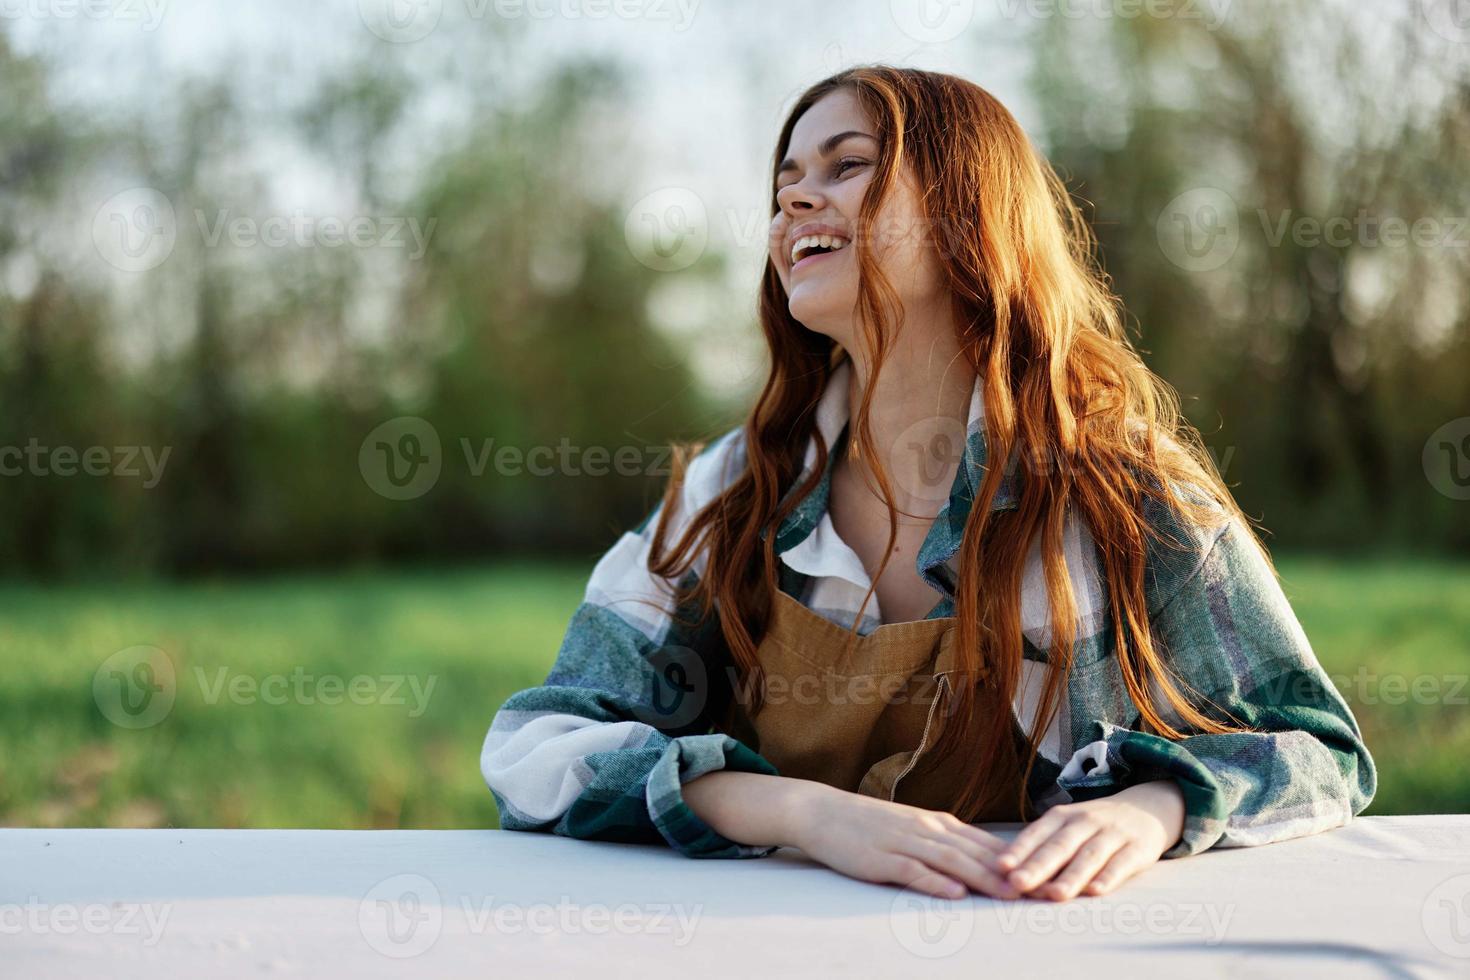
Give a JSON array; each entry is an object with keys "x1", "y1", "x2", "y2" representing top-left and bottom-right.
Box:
[{"x1": 786, "y1": 223, "x2": 852, "y2": 271}]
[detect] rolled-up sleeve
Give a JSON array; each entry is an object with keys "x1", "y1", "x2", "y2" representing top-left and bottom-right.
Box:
[
  {"x1": 1054, "y1": 514, "x2": 1377, "y2": 859},
  {"x1": 481, "y1": 604, "x2": 780, "y2": 859},
  {"x1": 481, "y1": 425, "x2": 783, "y2": 859}
]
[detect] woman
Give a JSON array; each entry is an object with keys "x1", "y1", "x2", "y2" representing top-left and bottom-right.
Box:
[{"x1": 481, "y1": 66, "x2": 1375, "y2": 903}]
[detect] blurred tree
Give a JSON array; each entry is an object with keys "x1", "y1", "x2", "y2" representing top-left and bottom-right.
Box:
[{"x1": 1027, "y1": 0, "x2": 1470, "y2": 551}]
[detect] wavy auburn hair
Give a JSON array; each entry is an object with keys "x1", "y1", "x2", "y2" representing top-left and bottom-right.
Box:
[{"x1": 646, "y1": 65, "x2": 1264, "y2": 822}]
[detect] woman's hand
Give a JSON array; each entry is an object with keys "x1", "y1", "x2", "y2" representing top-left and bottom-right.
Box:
[
  {"x1": 785, "y1": 782, "x2": 1027, "y2": 901},
  {"x1": 993, "y1": 779, "x2": 1187, "y2": 901}
]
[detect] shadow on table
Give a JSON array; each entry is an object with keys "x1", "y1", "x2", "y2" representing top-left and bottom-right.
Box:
[{"x1": 1102, "y1": 940, "x2": 1439, "y2": 979}]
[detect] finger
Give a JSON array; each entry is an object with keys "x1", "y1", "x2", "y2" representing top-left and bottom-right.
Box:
[
  {"x1": 1031, "y1": 830, "x2": 1127, "y2": 902},
  {"x1": 885, "y1": 854, "x2": 968, "y2": 900},
  {"x1": 947, "y1": 821, "x2": 1009, "y2": 852},
  {"x1": 1082, "y1": 844, "x2": 1149, "y2": 896},
  {"x1": 994, "y1": 808, "x2": 1069, "y2": 872},
  {"x1": 901, "y1": 836, "x2": 1022, "y2": 901},
  {"x1": 920, "y1": 819, "x2": 1010, "y2": 873},
  {"x1": 1006, "y1": 821, "x2": 1104, "y2": 893}
]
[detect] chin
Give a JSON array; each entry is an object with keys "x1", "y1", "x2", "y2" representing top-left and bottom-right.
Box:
[{"x1": 788, "y1": 289, "x2": 854, "y2": 340}]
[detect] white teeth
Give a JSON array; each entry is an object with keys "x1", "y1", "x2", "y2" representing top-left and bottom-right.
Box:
[{"x1": 789, "y1": 233, "x2": 849, "y2": 265}]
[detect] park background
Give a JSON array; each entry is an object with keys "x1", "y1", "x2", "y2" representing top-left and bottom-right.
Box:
[{"x1": 1, "y1": 0, "x2": 1467, "y2": 829}]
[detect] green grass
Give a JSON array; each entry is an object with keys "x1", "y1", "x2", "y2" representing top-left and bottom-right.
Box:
[{"x1": 0, "y1": 557, "x2": 1465, "y2": 829}]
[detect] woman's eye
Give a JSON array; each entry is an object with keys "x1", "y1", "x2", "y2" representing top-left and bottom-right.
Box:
[{"x1": 774, "y1": 157, "x2": 867, "y2": 195}]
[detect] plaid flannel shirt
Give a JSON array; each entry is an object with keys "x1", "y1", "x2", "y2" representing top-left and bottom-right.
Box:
[{"x1": 481, "y1": 356, "x2": 1376, "y2": 860}]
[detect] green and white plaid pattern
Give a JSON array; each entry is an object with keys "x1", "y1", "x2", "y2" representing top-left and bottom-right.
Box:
[{"x1": 481, "y1": 358, "x2": 1377, "y2": 861}]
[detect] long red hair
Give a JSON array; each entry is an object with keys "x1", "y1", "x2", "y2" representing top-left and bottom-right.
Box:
[{"x1": 648, "y1": 65, "x2": 1262, "y2": 821}]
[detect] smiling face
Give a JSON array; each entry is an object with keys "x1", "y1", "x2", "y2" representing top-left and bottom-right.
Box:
[{"x1": 767, "y1": 87, "x2": 947, "y2": 352}]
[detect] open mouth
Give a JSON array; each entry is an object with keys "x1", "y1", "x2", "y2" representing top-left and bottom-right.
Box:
[{"x1": 789, "y1": 234, "x2": 850, "y2": 270}]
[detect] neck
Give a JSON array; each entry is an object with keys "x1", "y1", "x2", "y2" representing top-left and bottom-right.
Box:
[{"x1": 839, "y1": 324, "x2": 975, "y2": 517}]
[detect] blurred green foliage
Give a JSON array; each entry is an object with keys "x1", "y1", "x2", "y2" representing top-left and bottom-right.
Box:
[
  {"x1": 2, "y1": 557, "x2": 1464, "y2": 829},
  {"x1": 0, "y1": 41, "x2": 720, "y2": 577},
  {"x1": 0, "y1": 8, "x2": 1466, "y2": 579}
]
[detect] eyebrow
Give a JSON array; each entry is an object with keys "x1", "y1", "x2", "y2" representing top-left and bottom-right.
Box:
[{"x1": 777, "y1": 130, "x2": 877, "y2": 177}]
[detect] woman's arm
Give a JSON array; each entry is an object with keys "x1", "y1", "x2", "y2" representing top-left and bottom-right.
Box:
[
  {"x1": 482, "y1": 426, "x2": 784, "y2": 859},
  {"x1": 684, "y1": 771, "x2": 1034, "y2": 900},
  {"x1": 1070, "y1": 512, "x2": 1378, "y2": 857},
  {"x1": 680, "y1": 771, "x2": 811, "y2": 848},
  {"x1": 992, "y1": 510, "x2": 1377, "y2": 898}
]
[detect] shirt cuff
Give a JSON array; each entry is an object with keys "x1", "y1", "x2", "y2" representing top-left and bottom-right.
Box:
[
  {"x1": 646, "y1": 733, "x2": 783, "y2": 859},
  {"x1": 1052, "y1": 720, "x2": 1225, "y2": 860}
]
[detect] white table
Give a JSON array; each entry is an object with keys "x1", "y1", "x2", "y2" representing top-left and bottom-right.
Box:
[{"x1": 4, "y1": 816, "x2": 1468, "y2": 978}]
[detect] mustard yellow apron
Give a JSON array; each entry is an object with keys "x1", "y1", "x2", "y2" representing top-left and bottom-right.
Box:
[{"x1": 718, "y1": 587, "x2": 1032, "y2": 822}]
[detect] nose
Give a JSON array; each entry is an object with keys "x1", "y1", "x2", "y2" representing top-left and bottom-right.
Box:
[{"x1": 775, "y1": 174, "x2": 825, "y2": 216}]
